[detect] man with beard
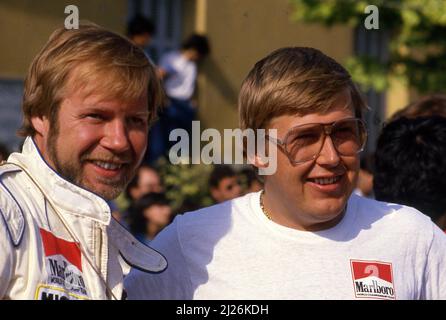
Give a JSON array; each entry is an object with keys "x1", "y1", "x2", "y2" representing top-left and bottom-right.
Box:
[{"x1": 0, "y1": 23, "x2": 166, "y2": 300}]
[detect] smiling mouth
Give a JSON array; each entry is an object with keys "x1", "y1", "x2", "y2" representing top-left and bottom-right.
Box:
[
  {"x1": 90, "y1": 160, "x2": 125, "y2": 171},
  {"x1": 307, "y1": 175, "x2": 342, "y2": 185}
]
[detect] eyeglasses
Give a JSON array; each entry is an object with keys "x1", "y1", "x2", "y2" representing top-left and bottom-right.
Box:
[{"x1": 266, "y1": 118, "x2": 367, "y2": 164}]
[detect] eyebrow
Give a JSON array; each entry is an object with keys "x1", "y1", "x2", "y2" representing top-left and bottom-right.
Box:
[
  {"x1": 288, "y1": 117, "x2": 358, "y2": 128},
  {"x1": 83, "y1": 106, "x2": 149, "y2": 116}
]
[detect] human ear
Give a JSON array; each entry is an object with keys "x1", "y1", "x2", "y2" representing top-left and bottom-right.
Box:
[
  {"x1": 210, "y1": 187, "x2": 220, "y2": 201},
  {"x1": 249, "y1": 153, "x2": 269, "y2": 169},
  {"x1": 30, "y1": 116, "x2": 50, "y2": 137}
]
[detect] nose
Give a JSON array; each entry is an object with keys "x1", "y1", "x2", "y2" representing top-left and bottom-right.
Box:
[
  {"x1": 101, "y1": 119, "x2": 131, "y2": 153},
  {"x1": 316, "y1": 135, "x2": 340, "y2": 167}
]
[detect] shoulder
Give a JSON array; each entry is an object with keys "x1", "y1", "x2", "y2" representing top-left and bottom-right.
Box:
[
  {"x1": 167, "y1": 194, "x2": 254, "y2": 251},
  {"x1": 0, "y1": 208, "x2": 14, "y2": 298},
  {"x1": 175, "y1": 194, "x2": 252, "y2": 231},
  {"x1": 147, "y1": 202, "x2": 229, "y2": 251},
  {"x1": 160, "y1": 51, "x2": 179, "y2": 63},
  {"x1": 125, "y1": 196, "x2": 250, "y2": 300},
  {"x1": 179, "y1": 199, "x2": 234, "y2": 225},
  {"x1": 0, "y1": 163, "x2": 22, "y2": 182},
  {"x1": 352, "y1": 194, "x2": 436, "y2": 235},
  {"x1": 150, "y1": 194, "x2": 251, "y2": 253},
  {"x1": 0, "y1": 164, "x2": 25, "y2": 247}
]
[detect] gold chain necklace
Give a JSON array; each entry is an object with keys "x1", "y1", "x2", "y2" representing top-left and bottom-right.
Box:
[{"x1": 259, "y1": 190, "x2": 272, "y2": 220}]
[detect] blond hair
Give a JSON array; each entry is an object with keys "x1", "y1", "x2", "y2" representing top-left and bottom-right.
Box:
[
  {"x1": 239, "y1": 47, "x2": 366, "y2": 131},
  {"x1": 20, "y1": 22, "x2": 163, "y2": 137}
]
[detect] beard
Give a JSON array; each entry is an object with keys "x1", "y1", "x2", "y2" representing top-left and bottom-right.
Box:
[{"x1": 46, "y1": 124, "x2": 138, "y2": 200}]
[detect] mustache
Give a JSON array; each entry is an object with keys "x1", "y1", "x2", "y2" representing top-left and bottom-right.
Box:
[{"x1": 80, "y1": 152, "x2": 134, "y2": 164}]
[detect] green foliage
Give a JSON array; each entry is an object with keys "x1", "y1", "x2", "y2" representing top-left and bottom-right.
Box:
[
  {"x1": 156, "y1": 157, "x2": 214, "y2": 213},
  {"x1": 345, "y1": 56, "x2": 390, "y2": 91},
  {"x1": 289, "y1": 0, "x2": 446, "y2": 93},
  {"x1": 290, "y1": 0, "x2": 401, "y2": 28}
]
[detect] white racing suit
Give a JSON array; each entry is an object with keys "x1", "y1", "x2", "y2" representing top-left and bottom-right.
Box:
[{"x1": 0, "y1": 137, "x2": 167, "y2": 300}]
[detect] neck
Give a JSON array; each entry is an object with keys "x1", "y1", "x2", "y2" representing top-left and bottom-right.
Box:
[
  {"x1": 435, "y1": 214, "x2": 446, "y2": 231},
  {"x1": 32, "y1": 135, "x2": 59, "y2": 173},
  {"x1": 146, "y1": 223, "x2": 161, "y2": 240},
  {"x1": 181, "y1": 49, "x2": 196, "y2": 61},
  {"x1": 262, "y1": 185, "x2": 346, "y2": 231}
]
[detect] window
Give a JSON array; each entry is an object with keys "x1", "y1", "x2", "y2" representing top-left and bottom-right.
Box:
[
  {"x1": 354, "y1": 26, "x2": 389, "y2": 155},
  {"x1": 0, "y1": 79, "x2": 24, "y2": 151},
  {"x1": 128, "y1": 0, "x2": 182, "y2": 63}
]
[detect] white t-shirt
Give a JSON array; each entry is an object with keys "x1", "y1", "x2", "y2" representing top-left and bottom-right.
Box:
[
  {"x1": 160, "y1": 51, "x2": 197, "y2": 100},
  {"x1": 125, "y1": 192, "x2": 446, "y2": 300}
]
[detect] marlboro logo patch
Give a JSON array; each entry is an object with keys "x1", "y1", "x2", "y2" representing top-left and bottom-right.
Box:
[
  {"x1": 40, "y1": 228, "x2": 82, "y2": 271},
  {"x1": 350, "y1": 260, "x2": 395, "y2": 300},
  {"x1": 36, "y1": 228, "x2": 89, "y2": 300}
]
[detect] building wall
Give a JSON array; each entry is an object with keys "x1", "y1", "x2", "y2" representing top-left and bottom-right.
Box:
[
  {"x1": 189, "y1": 0, "x2": 354, "y2": 132},
  {"x1": 0, "y1": 0, "x2": 128, "y2": 79},
  {"x1": 386, "y1": 77, "x2": 410, "y2": 119},
  {"x1": 0, "y1": 0, "x2": 128, "y2": 150},
  {"x1": 0, "y1": 0, "x2": 412, "y2": 149},
  {"x1": 181, "y1": 0, "x2": 197, "y2": 41}
]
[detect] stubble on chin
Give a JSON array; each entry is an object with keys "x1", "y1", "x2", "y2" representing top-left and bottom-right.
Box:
[
  {"x1": 85, "y1": 173, "x2": 132, "y2": 200},
  {"x1": 46, "y1": 129, "x2": 136, "y2": 200}
]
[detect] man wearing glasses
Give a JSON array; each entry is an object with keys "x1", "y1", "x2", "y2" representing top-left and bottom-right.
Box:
[{"x1": 125, "y1": 47, "x2": 446, "y2": 299}]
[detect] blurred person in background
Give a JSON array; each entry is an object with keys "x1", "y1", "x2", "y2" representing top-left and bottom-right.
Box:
[
  {"x1": 354, "y1": 153, "x2": 374, "y2": 198},
  {"x1": 146, "y1": 34, "x2": 210, "y2": 163},
  {"x1": 127, "y1": 192, "x2": 173, "y2": 245},
  {"x1": 117, "y1": 164, "x2": 164, "y2": 226},
  {"x1": 126, "y1": 14, "x2": 163, "y2": 166},
  {"x1": 390, "y1": 93, "x2": 446, "y2": 121},
  {"x1": 239, "y1": 167, "x2": 263, "y2": 194},
  {"x1": 126, "y1": 164, "x2": 163, "y2": 201},
  {"x1": 209, "y1": 165, "x2": 242, "y2": 203},
  {"x1": 0, "y1": 23, "x2": 166, "y2": 300},
  {"x1": 374, "y1": 116, "x2": 446, "y2": 231},
  {"x1": 126, "y1": 14, "x2": 155, "y2": 51}
]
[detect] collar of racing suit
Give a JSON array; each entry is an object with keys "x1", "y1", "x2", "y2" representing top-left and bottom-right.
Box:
[
  {"x1": 6, "y1": 137, "x2": 168, "y2": 274},
  {"x1": 9, "y1": 137, "x2": 111, "y2": 225}
]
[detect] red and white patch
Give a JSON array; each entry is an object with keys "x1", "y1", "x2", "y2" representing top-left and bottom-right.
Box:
[
  {"x1": 350, "y1": 259, "x2": 395, "y2": 300},
  {"x1": 36, "y1": 228, "x2": 89, "y2": 300}
]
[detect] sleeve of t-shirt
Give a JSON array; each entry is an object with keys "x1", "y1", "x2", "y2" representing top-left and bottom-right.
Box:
[
  {"x1": 0, "y1": 213, "x2": 13, "y2": 298},
  {"x1": 159, "y1": 54, "x2": 177, "y2": 76},
  {"x1": 124, "y1": 216, "x2": 193, "y2": 299},
  {"x1": 421, "y1": 223, "x2": 446, "y2": 299}
]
